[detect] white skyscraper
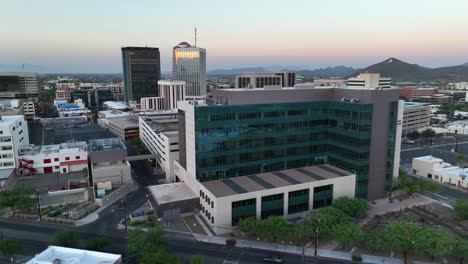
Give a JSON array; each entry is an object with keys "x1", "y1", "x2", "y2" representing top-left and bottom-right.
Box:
[{"x1": 172, "y1": 42, "x2": 206, "y2": 98}]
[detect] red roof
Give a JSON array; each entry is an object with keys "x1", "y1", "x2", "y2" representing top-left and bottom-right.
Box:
[{"x1": 60, "y1": 160, "x2": 88, "y2": 166}]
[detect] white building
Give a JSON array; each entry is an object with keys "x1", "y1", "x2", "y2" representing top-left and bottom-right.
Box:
[
  {"x1": 103, "y1": 101, "x2": 128, "y2": 110},
  {"x1": 0, "y1": 115, "x2": 29, "y2": 170},
  {"x1": 17, "y1": 142, "x2": 88, "y2": 175},
  {"x1": 140, "y1": 97, "x2": 166, "y2": 111},
  {"x1": 347, "y1": 73, "x2": 391, "y2": 89},
  {"x1": 158, "y1": 80, "x2": 186, "y2": 110},
  {"x1": 412, "y1": 156, "x2": 468, "y2": 188},
  {"x1": 139, "y1": 114, "x2": 179, "y2": 182},
  {"x1": 449, "y1": 82, "x2": 468, "y2": 90},
  {"x1": 26, "y1": 246, "x2": 122, "y2": 264},
  {"x1": 172, "y1": 42, "x2": 207, "y2": 98},
  {"x1": 235, "y1": 71, "x2": 296, "y2": 88}
]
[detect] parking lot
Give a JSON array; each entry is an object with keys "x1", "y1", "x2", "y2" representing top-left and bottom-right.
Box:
[{"x1": 43, "y1": 124, "x2": 115, "y2": 144}]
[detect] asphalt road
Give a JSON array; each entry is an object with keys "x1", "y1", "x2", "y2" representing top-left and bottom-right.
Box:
[{"x1": 0, "y1": 218, "x2": 358, "y2": 264}]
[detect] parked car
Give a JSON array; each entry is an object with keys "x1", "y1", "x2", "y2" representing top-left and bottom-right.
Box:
[{"x1": 264, "y1": 256, "x2": 283, "y2": 263}]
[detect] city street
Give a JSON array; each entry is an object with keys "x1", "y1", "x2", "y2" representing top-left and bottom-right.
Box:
[{"x1": 0, "y1": 218, "x2": 358, "y2": 264}]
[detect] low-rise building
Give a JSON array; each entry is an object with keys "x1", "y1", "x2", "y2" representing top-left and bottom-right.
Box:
[
  {"x1": 17, "y1": 142, "x2": 88, "y2": 175},
  {"x1": 448, "y1": 82, "x2": 468, "y2": 90},
  {"x1": 26, "y1": 246, "x2": 122, "y2": 264},
  {"x1": 107, "y1": 117, "x2": 139, "y2": 141},
  {"x1": 55, "y1": 89, "x2": 75, "y2": 101},
  {"x1": 418, "y1": 94, "x2": 453, "y2": 104},
  {"x1": 402, "y1": 102, "x2": 430, "y2": 136},
  {"x1": 412, "y1": 156, "x2": 467, "y2": 188},
  {"x1": 103, "y1": 101, "x2": 128, "y2": 110},
  {"x1": 400, "y1": 87, "x2": 438, "y2": 101},
  {"x1": 89, "y1": 138, "x2": 131, "y2": 187}
]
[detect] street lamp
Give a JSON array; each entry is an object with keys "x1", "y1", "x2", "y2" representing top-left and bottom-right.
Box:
[
  {"x1": 314, "y1": 217, "x2": 320, "y2": 256},
  {"x1": 36, "y1": 192, "x2": 42, "y2": 221}
]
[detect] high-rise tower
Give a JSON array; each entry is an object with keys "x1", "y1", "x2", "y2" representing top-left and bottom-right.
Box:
[
  {"x1": 172, "y1": 42, "x2": 206, "y2": 98},
  {"x1": 121, "y1": 47, "x2": 161, "y2": 102}
]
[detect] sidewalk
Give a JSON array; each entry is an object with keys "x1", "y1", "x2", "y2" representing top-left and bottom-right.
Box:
[
  {"x1": 196, "y1": 235, "x2": 433, "y2": 264},
  {"x1": 75, "y1": 181, "x2": 137, "y2": 226}
]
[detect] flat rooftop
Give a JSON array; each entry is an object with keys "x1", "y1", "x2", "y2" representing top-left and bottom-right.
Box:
[
  {"x1": 0, "y1": 115, "x2": 24, "y2": 125},
  {"x1": 404, "y1": 102, "x2": 430, "y2": 107},
  {"x1": 19, "y1": 142, "x2": 87, "y2": 155},
  {"x1": 108, "y1": 117, "x2": 139, "y2": 128},
  {"x1": 89, "y1": 138, "x2": 126, "y2": 152},
  {"x1": 26, "y1": 246, "x2": 121, "y2": 264},
  {"x1": 202, "y1": 164, "x2": 353, "y2": 198},
  {"x1": 146, "y1": 118, "x2": 179, "y2": 132},
  {"x1": 413, "y1": 156, "x2": 445, "y2": 164},
  {"x1": 148, "y1": 182, "x2": 198, "y2": 204}
]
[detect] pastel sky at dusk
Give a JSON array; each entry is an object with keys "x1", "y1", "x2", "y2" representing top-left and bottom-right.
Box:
[{"x1": 2, "y1": 0, "x2": 468, "y2": 73}]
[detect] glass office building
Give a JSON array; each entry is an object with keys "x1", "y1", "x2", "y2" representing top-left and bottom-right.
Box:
[
  {"x1": 178, "y1": 87, "x2": 402, "y2": 200},
  {"x1": 121, "y1": 47, "x2": 161, "y2": 103},
  {"x1": 172, "y1": 42, "x2": 207, "y2": 97},
  {"x1": 192, "y1": 101, "x2": 375, "y2": 198}
]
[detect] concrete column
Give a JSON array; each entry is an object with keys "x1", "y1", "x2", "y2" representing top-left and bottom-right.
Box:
[
  {"x1": 308, "y1": 186, "x2": 314, "y2": 212},
  {"x1": 256, "y1": 196, "x2": 261, "y2": 220},
  {"x1": 283, "y1": 192, "x2": 289, "y2": 216}
]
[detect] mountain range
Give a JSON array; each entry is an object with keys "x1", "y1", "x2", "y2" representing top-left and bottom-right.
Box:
[
  {"x1": 209, "y1": 58, "x2": 468, "y2": 82},
  {"x1": 352, "y1": 58, "x2": 468, "y2": 82}
]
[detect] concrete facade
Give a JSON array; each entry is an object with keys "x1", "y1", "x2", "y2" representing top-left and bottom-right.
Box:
[
  {"x1": 139, "y1": 115, "x2": 179, "y2": 182},
  {"x1": 412, "y1": 156, "x2": 468, "y2": 188},
  {"x1": 347, "y1": 73, "x2": 391, "y2": 89},
  {"x1": 17, "y1": 142, "x2": 88, "y2": 176},
  {"x1": 89, "y1": 138, "x2": 131, "y2": 187},
  {"x1": 402, "y1": 102, "x2": 430, "y2": 136},
  {"x1": 0, "y1": 115, "x2": 29, "y2": 170}
]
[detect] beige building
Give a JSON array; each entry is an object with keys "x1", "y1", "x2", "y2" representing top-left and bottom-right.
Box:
[
  {"x1": 412, "y1": 156, "x2": 468, "y2": 188},
  {"x1": 107, "y1": 117, "x2": 139, "y2": 141},
  {"x1": 347, "y1": 73, "x2": 391, "y2": 89},
  {"x1": 402, "y1": 102, "x2": 430, "y2": 136}
]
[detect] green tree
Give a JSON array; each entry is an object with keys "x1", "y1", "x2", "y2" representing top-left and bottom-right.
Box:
[
  {"x1": 0, "y1": 187, "x2": 36, "y2": 215},
  {"x1": 259, "y1": 216, "x2": 290, "y2": 241},
  {"x1": 417, "y1": 178, "x2": 442, "y2": 193},
  {"x1": 407, "y1": 131, "x2": 420, "y2": 140},
  {"x1": 190, "y1": 255, "x2": 208, "y2": 264},
  {"x1": 454, "y1": 200, "x2": 468, "y2": 220},
  {"x1": 52, "y1": 231, "x2": 79, "y2": 248},
  {"x1": 416, "y1": 228, "x2": 454, "y2": 261},
  {"x1": 238, "y1": 217, "x2": 261, "y2": 237},
  {"x1": 127, "y1": 224, "x2": 173, "y2": 262},
  {"x1": 364, "y1": 230, "x2": 388, "y2": 253},
  {"x1": 331, "y1": 197, "x2": 369, "y2": 218},
  {"x1": 86, "y1": 237, "x2": 111, "y2": 252},
  {"x1": 451, "y1": 236, "x2": 468, "y2": 264},
  {"x1": 333, "y1": 223, "x2": 363, "y2": 249},
  {"x1": 421, "y1": 128, "x2": 436, "y2": 140},
  {"x1": 0, "y1": 239, "x2": 21, "y2": 261},
  {"x1": 383, "y1": 220, "x2": 423, "y2": 264},
  {"x1": 315, "y1": 207, "x2": 352, "y2": 237},
  {"x1": 140, "y1": 250, "x2": 181, "y2": 264}
]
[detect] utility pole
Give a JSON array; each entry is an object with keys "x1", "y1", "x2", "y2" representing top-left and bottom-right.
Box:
[
  {"x1": 455, "y1": 130, "x2": 459, "y2": 152},
  {"x1": 36, "y1": 192, "x2": 42, "y2": 221},
  {"x1": 121, "y1": 198, "x2": 128, "y2": 231}
]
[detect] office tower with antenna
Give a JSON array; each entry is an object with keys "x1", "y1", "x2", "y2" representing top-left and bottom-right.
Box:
[{"x1": 172, "y1": 29, "x2": 206, "y2": 98}]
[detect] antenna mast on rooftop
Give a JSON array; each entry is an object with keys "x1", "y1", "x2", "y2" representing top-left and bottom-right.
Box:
[{"x1": 194, "y1": 27, "x2": 197, "y2": 47}]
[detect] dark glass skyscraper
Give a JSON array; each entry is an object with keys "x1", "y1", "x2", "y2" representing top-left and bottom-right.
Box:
[{"x1": 121, "y1": 47, "x2": 161, "y2": 102}]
